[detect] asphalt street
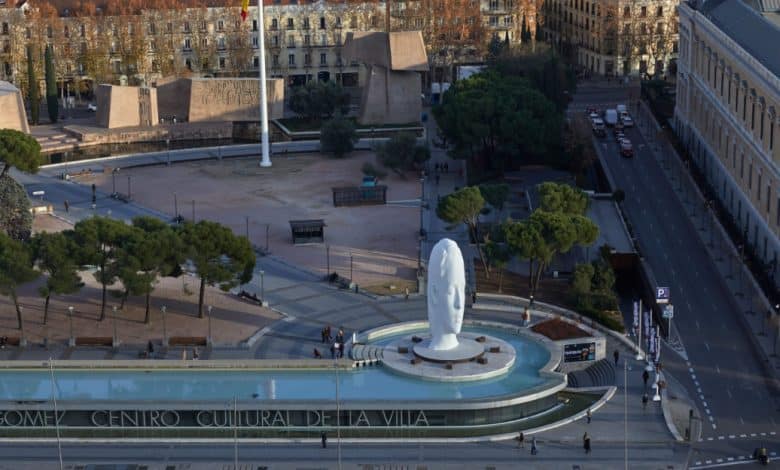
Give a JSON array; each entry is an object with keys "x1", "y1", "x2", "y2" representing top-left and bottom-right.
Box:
[{"x1": 572, "y1": 82, "x2": 780, "y2": 465}]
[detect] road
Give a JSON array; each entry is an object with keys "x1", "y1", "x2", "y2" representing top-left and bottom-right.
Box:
[
  {"x1": 0, "y1": 441, "x2": 686, "y2": 469},
  {"x1": 572, "y1": 82, "x2": 780, "y2": 466}
]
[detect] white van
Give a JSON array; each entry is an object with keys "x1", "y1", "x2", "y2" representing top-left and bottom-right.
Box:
[{"x1": 604, "y1": 109, "x2": 618, "y2": 126}]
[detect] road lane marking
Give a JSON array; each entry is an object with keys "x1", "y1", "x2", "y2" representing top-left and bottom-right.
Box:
[
  {"x1": 716, "y1": 365, "x2": 721, "y2": 374},
  {"x1": 726, "y1": 389, "x2": 732, "y2": 398},
  {"x1": 704, "y1": 342, "x2": 710, "y2": 351}
]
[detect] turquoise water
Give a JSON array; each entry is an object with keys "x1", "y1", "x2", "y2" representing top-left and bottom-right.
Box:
[{"x1": 0, "y1": 328, "x2": 552, "y2": 403}]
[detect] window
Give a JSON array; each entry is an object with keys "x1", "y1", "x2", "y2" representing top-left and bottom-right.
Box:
[
  {"x1": 767, "y1": 186, "x2": 771, "y2": 213},
  {"x1": 760, "y1": 108, "x2": 765, "y2": 140},
  {"x1": 200, "y1": 21, "x2": 207, "y2": 32},
  {"x1": 489, "y1": 0, "x2": 499, "y2": 9},
  {"x1": 321, "y1": 33, "x2": 327, "y2": 46},
  {"x1": 303, "y1": 18, "x2": 310, "y2": 29},
  {"x1": 184, "y1": 22, "x2": 190, "y2": 33},
  {"x1": 217, "y1": 20, "x2": 224, "y2": 31},
  {"x1": 641, "y1": 6, "x2": 647, "y2": 17},
  {"x1": 758, "y1": 173, "x2": 762, "y2": 200},
  {"x1": 1, "y1": 23, "x2": 7, "y2": 35},
  {"x1": 350, "y1": 16, "x2": 357, "y2": 28},
  {"x1": 47, "y1": 25, "x2": 53, "y2": 38},
  {"x1": 272, "y1": 54, "x2": 279, "y2": 66},
  {"x1": 288, "y1": 53, "x2": 295, "y2": 65},
  {"x1": 657, "y1": 6, "x2": 663, "y2": 17},
  {"x1": 80, "y1": 24, "x2": 86, "y2": 37},
  {"x1": 336, "y1": 52, "x2": 342, "y2": 66},
  {"x1": 751, "y1": 101, "x2": 756, "y2": 130},
  {"x1": 218, "y1": 37, "x2": 226, "y2": 50},
  {"x1": 149, "y1": 23, "x2": 156, "y2": 35},
  {"x1": 166, "y1": 22, "x2": 173, "y2": 33},
  {"x1": 304, "y1": 34, "x2": 310, "y2": 45},
  {"x1": 253, "y1": 36, "x2": 259, "y2": 48},
  {"x1": 253, "y1": 56, "x2": 259, "y2": 68},
  {"x1": 490, "y1": 16, "x2": 499, "y2": 26},
  {"x1": 201, "y1": 38, "x2": 208, "y2": 48},
  {"x1": 335, "y1": 17, "x2": 342, "y2": 28},
  {"x1": 288, "y1": 35, "x2": 295, "y2": 47},
  {"x1": 371, "y1": 16, "x2": 379, "y2": 27},
  {"x1": 749, "y1": 163, "x2": 753, "y2": 189},
  {"x1": 287, "y1": 18, "x2": 294, "y2": 29},
  {"x1": 219, "y1": 57, "x2": 226, "y2": 69},
  {"x1": 270, "y1": 35, "x2": 277, "y2": 46},
  {"x1": 271, "y1": 19, "x2": 278, "y2": 30},
  {"x1": 185, "y1": 58, "x2": 192, "y2": 70},
  {"x1": 771, "y1": 117, "x2": 775, "y2": 150},
  {"x1": 25, "y1": 28, "x2": 30, "y2": 39},
  {"x1": 623, "y1": 6, "x2": 630, "y2": 17},
  {"x1": 64, "y1": 26, "x2": 70, "y2": 38},
  {"x1": 150, "y1": 40, "x2": 157, "y2": 52},
  {"x1": 304, "y1": 53, "x2": 311, "y2": 65},
  {"x1": 740, "y1": 153, "x2": 744, "y2": 179},
  {"x1": 184, "y1": 38, "x2": 192, "y2": 50},
  {"x1": 320, "y1": 52, "x2": 326, "y2": 65},
  {"x1": 320, "y1": 17, "x2": 326, "y2": 29}
]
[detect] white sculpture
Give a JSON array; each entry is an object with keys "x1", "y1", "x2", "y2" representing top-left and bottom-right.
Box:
[{"x1": 427, "y1": 238, "x2": 466, "y2": 350}]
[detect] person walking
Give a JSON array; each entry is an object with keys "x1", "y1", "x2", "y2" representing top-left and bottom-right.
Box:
[
  {"x1": 642, "y1": 369, "x2": 650, "y2": 388},
  {"x1": 642, "y1": 392, "x2": 649, "y2": 410},
  {"x1": 405, "y1": 287, "x2": 409, "y2": 301},
  {"x1": 530, "y1": 436, "x2": 538, "y2": 455},
  {"x1": 63, "y1": 200, "x2": 69, "y2": 213},
  {"x1": 330, "y1": 343, "x2": 336, "y2": 359},
  {"x1": 583, "y1": 433, "x2": 591, "y2": 454},
  {"x1": 516, "y1": 432, "x2": 524, "y2": 448},
  {"x1": 613, "y1": 349, "x2": 620, "y2": 366},
  {"x1": 321, "y1": 432, "x2": 327, "y2": 448},
  {"x1": 586, "y1": 408, "x2": 592, "y2": 424}
]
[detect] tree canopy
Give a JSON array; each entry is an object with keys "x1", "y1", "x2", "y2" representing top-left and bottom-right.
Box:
[
  {"x1": 320, "y1": 116, "x2": 358, "y2": 158},
  {"x1": 0, "y1": 232, "x2": 39, "y2": 329},
  {"x1": 180, "y1": 220, "x2": 255, "y2": 317},
  {"x1": 433, "y1": 71, "x2": 562, "y2": 174},
  {"x1": 0, "y1": 175, "x2": 33, "y2": 241},
  {"x1": 289, "y1": 81, "x2": 350, "y2": 121},
  {"x1": 436, "y1": 186, "x2": 489, "y2": 274},
  {"x1": 538, "y1": 182, "x2": 589, "y2": 215},
  {"x1": 0, "y1": 130, "x2": 42, "y2": 177},
  {"x1": 374, "y1": 133, "x2": 431, "y2": 176},
  {"x1": 30, "y1": 231, "x2": 82, "y2": 324}
]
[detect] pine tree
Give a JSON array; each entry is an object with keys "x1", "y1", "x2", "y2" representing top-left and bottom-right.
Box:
[
  {"x1": 44, "y1": 45, "x2": 58, "y2": 124},
  {"x1": 26, "y1": 46, "x2": 39, "y2": 125}
]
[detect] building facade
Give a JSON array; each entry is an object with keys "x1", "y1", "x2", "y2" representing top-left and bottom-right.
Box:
[
  {"x1": 674, "y1": 0, "x2": 780, "y2": 284},
  {"x1": 540, "y1": 0, "x2": 679, "y2": 77}
]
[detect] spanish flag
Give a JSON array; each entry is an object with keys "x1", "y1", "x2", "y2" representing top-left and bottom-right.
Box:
[{"x1": 241, "y1": 0, "x2": 250, "y2": 21}]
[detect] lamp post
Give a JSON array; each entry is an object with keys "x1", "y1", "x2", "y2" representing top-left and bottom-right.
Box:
[
  {"x1": 265, "y1": 224, "x2": 270, "y2": 253},
  {"x1": 245, "y1": 216, "x2": 250, "y2": 240},
  {"x1": 112, "y1": 306, "x2": 118, "y2": 348},
  {"x1": 418, "y1": 172, "x2": 425, "y2": 274},
  {"x1": 350, "y1": 253, "x2": 353, "y2": 281},
  {"x1": 19, "y1": 306, "x2": 26, "y2": 347},
  {"x1": 207, "y1": 305, "x2": 213, "y2": 346},
  {"x1": 67, "y1": 306, "x2": 75, "y2": 347},
  {"x1": 257, "y1": 0, "x2": 271, "y2": 167},
  {"x1": 127, "y1": 176, "x2": 131, "y2": 200},
  {"x1": 161, "y1": 305, "x2": 168, "y2": 347},
  {"x1": 166, "y1": 138, "x2": 171, "y2": 166},
  {"x1": 111, "y1": 168, "x2": 118, "y2": 196},
  {"x1": 192, "y1": 200, "x2": 195, "y2": 222},
  {"x1": 259, "y1": 270, "x2": 265, "y2": 303},
  {"x1": 326, "y1": 245, "x2": 330, "y2": 276}
]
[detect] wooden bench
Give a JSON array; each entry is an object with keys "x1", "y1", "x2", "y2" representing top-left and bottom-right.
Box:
[
  {"x1": 168, "y1": 336, "x2": 208, "y2": 346},
  {"x1": 75, "y1": 337, "x2": 113, "y2": 346}
]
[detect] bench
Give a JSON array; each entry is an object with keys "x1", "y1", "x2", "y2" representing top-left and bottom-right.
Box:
[
  {"x1": 168, "y1": 336, "x2": 208, "y2": 346},
  {"x1": 75, "y1": 337, "x2": 113, "y2": 346}
]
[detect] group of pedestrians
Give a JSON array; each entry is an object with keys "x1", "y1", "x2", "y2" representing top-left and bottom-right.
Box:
[{"x1": 316, "y1": 325, "x2": 345, "y2": 359}]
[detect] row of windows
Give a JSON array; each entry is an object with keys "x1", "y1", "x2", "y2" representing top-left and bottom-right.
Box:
[{"x1": 269, "y1": 16, "x2": 344, "y2": 30}]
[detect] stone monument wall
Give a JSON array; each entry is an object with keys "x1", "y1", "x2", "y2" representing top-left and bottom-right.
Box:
[
  {"x1": 0, "y1": 81, "x2": 30, "y2": 133},
  {"x1": 157, "y1": 78, "x2": 284, "y2": 123},
  {"x1": 96, "y1": 84, "x2": 160, "y2": 129},
  {"x1": 359, "y1": 68, "x2": 421, "y2": 125}
]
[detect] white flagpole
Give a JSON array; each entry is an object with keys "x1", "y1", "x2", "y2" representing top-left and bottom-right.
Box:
[
  {"x1": 258, "y1": 0, "x2": 271, "y2": 167},
  {"x1": 636, "y1": 299, "x2": 643, "y2": 360}
]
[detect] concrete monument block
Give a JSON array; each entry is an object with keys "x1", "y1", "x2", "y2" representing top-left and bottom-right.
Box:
[
  {"x1": 343, "y1": 31, "x2": 428, "y2": 126},
  {"x1": 96, "y1": 84, "x2": 159, "y2": 129},
  {"x1": 0, "y1": 81, "x2": 30, "y2": 133},
  {"x1": 156, "y1": 78, "x2": 284, "y2": 123}
]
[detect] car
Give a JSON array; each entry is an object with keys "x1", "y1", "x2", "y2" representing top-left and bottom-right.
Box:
[
  {"x1": 615, "y1": 131, "x2": 625, "y2": 143},
  {"x1": 621, "y1": 116, "x2": 634, "y2": 128},
  {"x1": 592, "y1": 118, "x2": 606, "y2": 137},
  {"x1": 589, "y1": 112, "x2": 600, "y2": 122},
  {"x1": 87, "y1": 103, "x2": 97, "y2": 112},
  {"x1": 614, "y1": 120, "x2": 624, "y2": 131},
  {"x1": 620, "y1": 139, "x2": 634, "y2": 157}
]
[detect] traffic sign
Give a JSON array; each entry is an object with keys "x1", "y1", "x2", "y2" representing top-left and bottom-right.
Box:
[
  {"x1": 656, "y1": 287, "x2": 670, "y2": 304},
  {"x1": 662, "y1": 305, "x2": 674, "y2": 319}
]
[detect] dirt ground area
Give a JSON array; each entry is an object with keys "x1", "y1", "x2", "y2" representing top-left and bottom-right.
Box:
[
  {"x1": 90, "y1": 151, "x2": 420, "y2": 288},
  {"x1": 0, "y1": 216, "x2": 278, "y2": 345}
]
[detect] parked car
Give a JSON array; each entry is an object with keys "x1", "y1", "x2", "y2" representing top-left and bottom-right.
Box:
[
  {"x1": 621, "y1": 116, "x2": 634, "y2": 128},
  {"x1": 87, "y1": 103, "x2": 97, "y2": 112},
  {"x1": 592, "y1": 118, "x2": 606, "y2": 137},
  {"x1": 620, "y1": 139, "x2": 634, "y2": 157}
]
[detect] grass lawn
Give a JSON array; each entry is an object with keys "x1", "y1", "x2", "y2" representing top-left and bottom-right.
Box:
[{"x1": 277, "y1": 117, "x2": 421, "y2": 132}]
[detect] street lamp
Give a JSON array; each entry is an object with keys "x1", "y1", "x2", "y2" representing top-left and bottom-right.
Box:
[
  {"x1": 259, "y1": 270, "x2": 265, "y2": 304},
  {"x1": 127, "y1": 176, "x2": 132, "y2": 200},
  {"x1": 349, "y1": 253, "x2": 353, "y2": 281},
  {"x1": 67, "y1": 306, "x2": 75, "y2": 347},
  {"x1": 161, "y1": 305, "x2": 168, "y2": 347},
  {"x1": 19, "y1": 306, "x2": 26, "y2": 347},
  {"x1": 112, "y1": 306, "x2": 118, "y2": 348},
  {"x1": 418, "y1": 172, "x2": 425, "y2": 274},
  {"x1": 207, "y1": 305, "x2": 213, "y2": 346},
  {"x1": 111, "y1": 168, "x2": 119, "y2": 197}
]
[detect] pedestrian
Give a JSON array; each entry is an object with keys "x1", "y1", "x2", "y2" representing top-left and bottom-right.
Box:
[
  {"x1": 523, "y1": 307, "x2": 531, "y2": 326},
  {"x1": 434, "y1": 162, "x2": 440, "y2": 173},
  {"x1": 325, "y1": 325, "x2": 332, "y2": 342},
  {"x1": 330, "y1": 343, "x2": 336, "y2": 359},
  {"x1": 405, "y1": 287, "x2": 410, "y2": 300},
  {"x1": 313, "y1": 348, "x2": 322, "y2": 359},
  {"x1": 336, "y1": 329, "x2": 344, "y2": 345},
  {"x1": 642, "y1": 369, "x2": 650, "y2": 388},
  {"x1": 63, "y1": 200, "x2": 69, "y2": 213},
  {"x1": 613, "y1": 349, "x2": 620, "y2": 366},
  {"x1": 147, "y1": 340, "x2": 154, "y2": 355},
  {"x1": 530, "y1": 436, "x2": 538, "y2": 455},
  {"x1": 516, "y1": 432, "x2": 524, "y2": 448},
  {"x1": 583, "y1": 433, "x2": 591, "y2": 454},
  {"x1": 321, "y1": 327, "x2": 327, "y2": 344},
  {"x1": 181, "y1": 349, "x2": 187, "y2": 360},
  {"x1": 444, "y1": 162, "x2": 449, "y2": 173},
  {"x1": 193, "y1": 347, "x2": 199, "y2": 360},
  {"x1": 642, "y1": 392, "x2": 649, "y2": 409},
  {"x1": 321, "y1": 432, "x2": 327, "y2": 448},
  {"x1": 472, "y1": 291, "x2": 477, "y2": 305},
  {"x1": 338, "y1": 342, "x2": 345, "y2": 358},
  {"x1": 586, "y1": 408, "x2": 592, "y2": 424}
]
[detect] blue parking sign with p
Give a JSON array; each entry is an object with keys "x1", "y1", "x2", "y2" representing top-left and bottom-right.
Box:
[{"x1": 656, "y1": 287, "x2": 670, "y2": 304}]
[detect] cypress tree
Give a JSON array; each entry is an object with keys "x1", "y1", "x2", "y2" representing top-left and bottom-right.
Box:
[
  {"x1": 521, "y1": 14, "x2": 528, "y2": 43},
  {"x1": 26, "y1": 46, "x2": 39, "y2": 125},
  {"x1": 44, "y1": 45, "x2": 58, "y2": 124}
]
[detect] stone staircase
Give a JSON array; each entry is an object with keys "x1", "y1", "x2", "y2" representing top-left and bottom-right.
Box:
[
  {"x1": 350, "y1": 344, "x2": 384, "y2": 367},
  {"x1": 35, "y1": 131, "x2": 81, "y2": 154},
  {"x1": 566, "y1": 358, "x2": 616, "y2": 388}
]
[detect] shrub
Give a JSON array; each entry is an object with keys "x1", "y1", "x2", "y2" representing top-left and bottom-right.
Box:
[
  {"x1": 361, "y1": 162, "x2": 387, "y2": 179},
  {"x1": 320, "y1": 116, "x2": 358, "y2": 158}
]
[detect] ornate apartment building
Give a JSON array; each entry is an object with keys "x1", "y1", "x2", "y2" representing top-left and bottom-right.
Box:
[
  {"x1": 675, "y1": 0, "x2": 780, "y2": 283},
  {"x1": 0, "y1": 0, "x2": 538, "y2": 97},
  {"x1": 540, "y1": 0, "x2": 679, "y2": 77}
]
